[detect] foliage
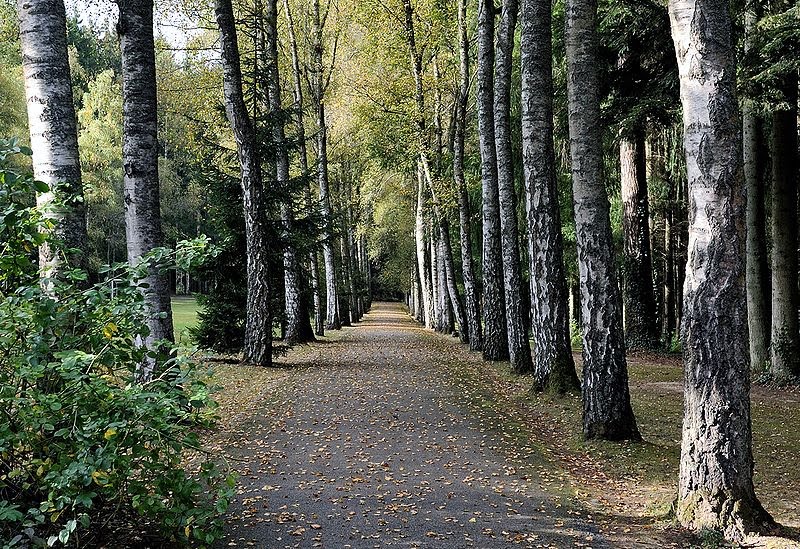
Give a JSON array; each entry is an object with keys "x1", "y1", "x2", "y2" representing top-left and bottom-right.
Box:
[{"x1": 0, "y1": 144, "x2": 233, "y2": 548}]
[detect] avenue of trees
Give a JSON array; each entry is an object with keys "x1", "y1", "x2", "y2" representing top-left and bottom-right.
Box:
[{"x1": 0, "y1": 0, "x2": 798, "y2": 544}]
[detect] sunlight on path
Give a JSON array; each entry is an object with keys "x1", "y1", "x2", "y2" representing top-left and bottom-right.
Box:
[{"x1": 218, "y1": 302, "x2": 608, "y2": 548}]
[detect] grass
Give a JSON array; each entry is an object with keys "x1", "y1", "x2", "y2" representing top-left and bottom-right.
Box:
[{"x1": 171, "y1": 295, "x2": 199, "y2": 344}]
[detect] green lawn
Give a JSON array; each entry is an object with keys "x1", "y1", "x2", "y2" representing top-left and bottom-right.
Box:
[{"x1": 171, "y1": 295, "x2": 199, "y2": 344}]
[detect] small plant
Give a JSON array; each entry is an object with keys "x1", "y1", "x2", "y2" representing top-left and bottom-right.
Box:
[
  {"x1": 0, "y1": 141, "x2": 233, "y2": 548},
  {"x1": 569, "y1": 319, "x2": 583, "y2": 349}
]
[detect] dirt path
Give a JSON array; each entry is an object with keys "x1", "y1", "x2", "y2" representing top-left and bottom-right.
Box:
[{"x1": 217, "y1": 302, "x2": 608, "y2": 548}]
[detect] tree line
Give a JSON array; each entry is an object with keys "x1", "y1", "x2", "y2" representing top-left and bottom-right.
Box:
[{"x1": 1, "y1": 0, "x2": 798, "y2": 543}]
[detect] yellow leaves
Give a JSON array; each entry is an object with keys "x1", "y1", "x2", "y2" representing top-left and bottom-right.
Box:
[
  {"x1": 103, "y1": 427, "x2": 117, "y2": 440},
  {"x1": 91, "y1": 470, "x2": 109, "y2": 485},
  {"x1": 102, "y1": 322, "x2": 118, "y2": 340}
]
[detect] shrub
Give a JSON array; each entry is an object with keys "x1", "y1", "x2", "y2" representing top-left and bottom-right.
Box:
[{"x1": 0, "y1": 140, "x2": 233, "y2": 548}]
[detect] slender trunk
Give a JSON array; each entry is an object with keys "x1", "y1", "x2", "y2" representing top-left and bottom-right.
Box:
[
  {"x1": 215, "y1": 0, "x2": 272, "y2": 365},
  {"x1": 478, "y1": 0, "x2": 509, "y2": 361},
  {"x1": 119, "y1": 0, "x2": 174, "y2": 380},
  {"x1": 430, "y1": 230, "x2": 441, "y2": 330},
  {"x1": 339, "y1": 229, "x2": 353, "y2": 326},
  {"x1": 663, "y1": 177, "x2": 676, "y2": 342},
  {"x1": 415, "y1": 166, "x2": 434, "y2": 327},
  {"x1": 17, "y1": 0, "x2": 88, "y2": 276},
  {"x1": 669, "y1": 0, "x2": 773, "y2": 538},
  {"x1": 441, "y1": 221, "x2": 468, "y2": 342},
  {"x1": 769, "y1": 75, "x2": 799, "y2": 379},
  {"x1": 620, "y1": 129, "x2": 658, "y2": 349},
  {"x1": 455, "y1": 0, "x2": 481, "y2": 350},
  {"x1": 566, "y1": 0, "x2": 638, "y2": 439},
  {"x1": 284, "y1": 0, "x2": 324, "y2": 336},
  {"x1": 520, "y1": 0, "x2": 580, "y2": 392},
  {"x1": 311, "y1": 0, "x2": 340, "y2": 330},
  {"x1": 265, "y1": 0, "x2": 313, "y2": 345},
  {"x1": 494, "y1": 0, "x2": 532, "y2": 372}
]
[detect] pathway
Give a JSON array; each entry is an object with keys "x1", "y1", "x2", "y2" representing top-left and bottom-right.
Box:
[{"x1": 218, "y1": 302, "x2": 608, "y2": 548}]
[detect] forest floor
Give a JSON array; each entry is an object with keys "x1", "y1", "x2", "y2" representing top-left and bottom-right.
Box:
[{"x1": 198, "y1": 302, "x2": 800, "y2": 549}]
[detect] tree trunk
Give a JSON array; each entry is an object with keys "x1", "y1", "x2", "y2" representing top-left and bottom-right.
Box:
[
  {"x1": 478, "y1": 0, "x2": 509, "y2": 361},
  {"x1": 265, "y1": 0, "x2": 314, "y2": 345},
  {"x1": 668, "y1": 0, "x2": 774, "y2": 538},
  {"x1": 663, "y1": 176, "x2": 676, "y2": 343},
  {"x1": 565, "y1": 0, "x2": 639, "y2": 440},
  {"x1": 494, "y1": 0, "x2": 532, "y2": 373},
  {"x1": 769, "y1": 74, "x2": 799, "y2": 380},
  {"x1": 441, "y1": 221, "x2": 468, "y2": 342},
  {"x1": 454, "y1": 0, "x2": 482, "y2": 351},
  {"x1": 17, "y1": 0, "x2": 89, "y2": 277},
  {"x1": 620, "y1": 129, "x2": 658, "y2": 350},
  {"x1": 415, "y1": 165, "x2": 434, "y2": 328},
  {"x1": 119, "y1": 0, "x2": 174, "y2": 380},
  {"x1": 311, "y1": 0, "x2": 340, "y2": 331},
  {"x1": 215, "y1": 0, "x2": 272, "y2": 366},
  {"x1": 520, "y1": 0, "x2": 580, "y2": 392},
  {"x1": 284, "y1": 0, "x2": 324, "y2": 337}
]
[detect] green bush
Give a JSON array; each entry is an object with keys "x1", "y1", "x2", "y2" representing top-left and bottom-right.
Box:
[{"x1": 0, "y1": 140, "x2": 233, "y2": 548}]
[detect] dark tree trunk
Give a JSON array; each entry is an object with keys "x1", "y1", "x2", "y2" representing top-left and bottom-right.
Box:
[
  {"x1": 216, "y1": 0, "x2": 272, "y2": 366},
  {"x1": 454, "y1": 0, "x2": 482, "y2": 350},
  {"x1": 495, "y1": 0, "x2": 532, "y2": 373},
  {"x1": 119, "y1": 0, "x2": 174, "y2": 380},
  {"x1": 769, "y1": 75, "x2": 799, "y2": 380},
  {"x1": 265, "y1": 0, "x2": 314, "y2": 345},
  {"x1": 478, "y1": 0, "x2": 509, "y2": 361},
  {"x1": 17, "y1": 0, "x2": 89, "y2": 277},
  {"x1": 520, "y1": 0, "x2": 580, "y2": 392},
  {"x1": 669, "y1": 0, "x2": 774, "y2": 538},
  {"x1": 620, "y1": 130, "x2": 658, "y2": 350},
  {"x1": 743, "y1": 2, "x2": 769, "y2": 372},
  {"x1": 565, "y1": 0, "x2": 639, "y2": 439}
]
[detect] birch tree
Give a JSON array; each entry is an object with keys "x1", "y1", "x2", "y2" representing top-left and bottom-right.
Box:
[
  {"x1": 119, "y1": 0, "x2": 174, "y2": 375},
  {"x1": 17, "y1": 0, "x2": 89, "y2": 277},
  {"x1": 565, "y1": 0, "x2": 639, "y2": 439},
  {"x1": 520, "y1": 0, "x2": 580, "y2": 392},
  {"x1": 669, "y1": 0, "x2": 774, "y2": 537},
  {"x1": 215, "y1": 0, "x2": 272, "y2": 365}
]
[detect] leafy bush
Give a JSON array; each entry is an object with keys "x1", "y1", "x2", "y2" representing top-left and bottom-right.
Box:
[{"x1": 0, "y1": 141, "x2": 233, "y2": 548}]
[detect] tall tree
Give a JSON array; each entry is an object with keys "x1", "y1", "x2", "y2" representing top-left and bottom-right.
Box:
[
  {"x1": 454, "y1": 0, "x2": 482, "y2": 350},
  {"x1": 565, "y1": 0, "x2": 639, "y2": 439},
  {"x1": 311, "y1": 0, "x2": 340, "y2": 330},
  {"x1": 283, "y1": 0, "x2": 325, "y2": 336},
  {"x1": 668, "y1": 0, "x2": 774, "y2": 537},
  {"x1": 17, "y1": 0, "x2": 89, "y2": 276},
  {"x1": 264, "y1": 0, "x2": 314, "y2": 345},
  {"x1": 619, "y1": 128, "x2": 658, "y2": 349},
  {"x1": 520, "y1": 0, "x2": 580, "y2": 392},
  {"x1": 769, "y1": 71, "x2": 799, "y2": 379},
  {"x1": 477, "y1": 0, "x2": 509, "y2": 361},
  {"x1": 495, "y1": 0, "x2": 532, "y2": 373},
  {"x1": 215, "y1": 0, "x2": 272, "y2": 366},
  {"x1": 119, "y1": 0, "x2": 174, "y2": 378},
  {"x1": 743, "y1": 0, "x2": 769, "y2": 373},
  {"x1": 415, "y1": 164, "x2": 434, "y2": 328}
]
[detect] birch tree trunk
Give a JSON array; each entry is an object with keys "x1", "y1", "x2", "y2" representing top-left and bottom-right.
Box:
[
  {"x1": 455, "y1": 0, "x2": 482, "y2": 350},
  {"x1": 415, "y1": 166, "x2": 434, "y2": 328},
  {"x1": 520, "y1": 0, "x2": 580, "y2": 392},
  {"x1": 669, "y1": 0, "x2": 774, "y2": 537},
  {"x1": 478, "y1": 0, "x2": 509, "y2": 361},
  {"x1": 265, "y1": 0, "x2": 314, "y2": 345},
  {"x1": 565, "y1": 0, "x2": 638, "y2": 439},
  {"x1": 494, "y1": 0, "x2": 532, "y2": 373},
  {"x1": 743, "y1": 2, "x2": 769, "y2": 373},
  {"x1": 769, "y1": 75, "x2": 799, "y2": 379},
  {"x1": 620, "y1": 130, "x2": 658, "y2": 350},
  {"x1": 216, "y1": 0, "x2": 272, "y2": 366},
  {"x1": 119, "y1": 0, "x2": 174, "y2": 378},
  {"x1": 312, "y1": 0, "x2": 340, "y2": 331},
  {"x1": 284, "y1": 0, "x2": 324, "y2": 337},
  {"x1": 17, "y1": 0, "x2": 89, "y2": 277}
]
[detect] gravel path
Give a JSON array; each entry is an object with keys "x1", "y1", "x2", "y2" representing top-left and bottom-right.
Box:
[{"x1": 218, "y1": 302, "x2": 609, "y2": 548}]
